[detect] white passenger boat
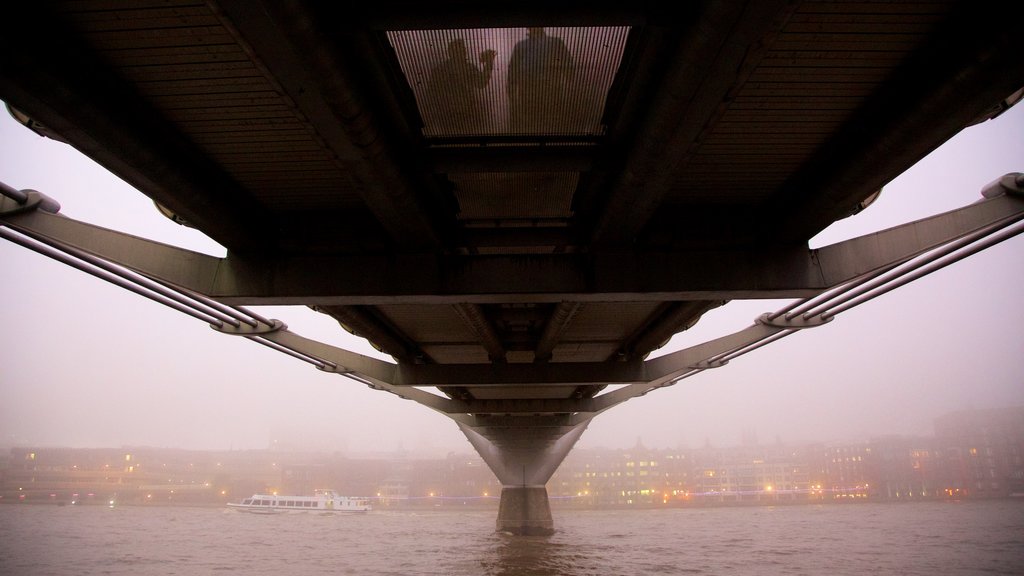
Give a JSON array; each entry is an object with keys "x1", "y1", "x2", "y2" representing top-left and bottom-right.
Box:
[{"x1": 227, "y1": 489, "x2": 371, "y2": 514}]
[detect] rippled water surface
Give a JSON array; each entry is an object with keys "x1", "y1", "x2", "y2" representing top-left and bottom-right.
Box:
[{"x1": 2, "y1": 500, "x2": 1022, "y2": 575}]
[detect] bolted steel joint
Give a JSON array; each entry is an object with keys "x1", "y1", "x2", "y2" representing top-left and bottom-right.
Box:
[
  {"x1": 210, "y1": 318, "x2": 286, "y2": 335},
  {"x1": 981, "y1": 172, "x2": 1024, "y2": 198}
]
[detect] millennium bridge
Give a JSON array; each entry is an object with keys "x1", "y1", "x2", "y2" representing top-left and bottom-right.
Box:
[{"x1": 2, "y1": 1, "x2": 1022, "y2": 534}]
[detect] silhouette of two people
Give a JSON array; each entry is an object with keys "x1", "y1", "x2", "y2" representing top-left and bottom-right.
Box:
[{"x1": 425, "y1": 28, "x2": 575, "y2": 135}]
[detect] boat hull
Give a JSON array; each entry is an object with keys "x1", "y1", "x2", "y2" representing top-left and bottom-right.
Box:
[
  {"x1": 227, "y1": 490, "x2": 371, "y2": 514},
  {"x1": 227, "y1": 503, "x2": 370, "y2": 514}
]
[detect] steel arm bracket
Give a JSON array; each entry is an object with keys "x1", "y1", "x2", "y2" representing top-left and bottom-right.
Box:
[
  {"x1": 0, "y1": 187, "x2": 61, "y2": 216},
  {"x1": 210, "y1": 318, "x2": 287, "y2": 335},
  {"x1": 757, "y1": 312, "x2": 832, "y2": 329},
  {"x1": 982, "y1": 173, "x2": 1024, "y2": 198}
]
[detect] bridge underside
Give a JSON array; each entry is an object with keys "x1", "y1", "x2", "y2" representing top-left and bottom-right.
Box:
[
  {"x1": 2, "y1": 0, "x2": 1023, "y2": 533},
  {"x1": 2, "y1": 174, "x2": 1022, "y2": 532}
]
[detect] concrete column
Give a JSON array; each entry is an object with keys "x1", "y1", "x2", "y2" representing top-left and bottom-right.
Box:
[
  {"x1": 496, "y1": 485, "x2": 554, "y2": 535},
  {"x1": 457, "y1": 419, "x2": 590, "y2": 535}
]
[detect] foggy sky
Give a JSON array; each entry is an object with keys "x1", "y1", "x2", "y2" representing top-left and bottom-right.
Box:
[{"x1": 1, "y1": 101, "x2": 1022, "y2": 455}]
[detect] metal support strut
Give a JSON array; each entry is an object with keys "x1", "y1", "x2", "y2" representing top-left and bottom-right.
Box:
[{"x1": 589, "y1": 173, "x2": 1024, "y2": 412}]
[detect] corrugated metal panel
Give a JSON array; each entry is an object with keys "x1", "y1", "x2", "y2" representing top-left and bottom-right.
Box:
[
  {"x1": 559, "y1": 302, "x2": 664, "y2": 341},
  {"x1": 387, "y1": 27, "x2": 628, "y2": 137},
  {"x1": 451, "y1": 172, "x2": 577, "y2": 221},
  {"x1": 470, "y1": 386, "x2": 580, "y2": 400},
  {"x1": 668, "y1": 0, "x2": 947, "y2": 205},
  {"x1": 420, "y1": 344, "x2": 491, "y2": 365},
  {"x1": 58, "y1": 2, "x2": 363, "y2": 211},
  {"x1": 549, "y1": 342, "x2": 623, "y2": 364},
  {"x1": 376, "y1": 305, "x2": 479, "y2": 343},
  {"x1": 505, "y1": 351, "x2": 536, "y2": 364}
]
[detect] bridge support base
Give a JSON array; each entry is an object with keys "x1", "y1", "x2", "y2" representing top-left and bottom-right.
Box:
[
  {"x1": 457, "y1": 419, "x2": 590, "y2": 535},
  {"x1": 496, "y1": 486, "x2": 554, "y2": 536}
]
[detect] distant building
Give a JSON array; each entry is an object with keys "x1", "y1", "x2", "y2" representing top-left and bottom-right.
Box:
[
  {"x1": 822, "y1": 442, "x2": 873, "y2": 499},
  {"x1": 4, "y1": 406, "x2": 1022, "y2": 508},
  {"x1": 0, "y1": 446, "x2": 281, "y2": 505},
  {"x1": 933, "y1": 406, "x2": 1024, "y2": 498},
  {"x1": 689, "y1": 444, "x2": 812, "y2": 504},
  {"x1": 869, "y1": 435, "x2": 941, "y2": 500}
]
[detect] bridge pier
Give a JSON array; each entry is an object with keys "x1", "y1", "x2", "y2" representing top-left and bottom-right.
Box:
[
  {"x1": 496, "y1": 485, "x2": 554, "y2": 535},
  {"x1": 457, "y1": 419, "x2": 589, "y2": 535}
]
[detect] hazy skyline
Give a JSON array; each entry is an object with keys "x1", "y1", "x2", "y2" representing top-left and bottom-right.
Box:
[{"x1": 1, "y1": 100, "x2": 1022, "y2": 455}]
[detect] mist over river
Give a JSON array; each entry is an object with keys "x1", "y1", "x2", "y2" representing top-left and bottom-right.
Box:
[{"x1": 2, "y1": 500, "x2": 1022, "y2": 575}]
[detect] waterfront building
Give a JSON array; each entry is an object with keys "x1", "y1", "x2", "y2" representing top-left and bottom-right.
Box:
[
  {"x1": 869, "y1": 435, "x2": 942, "y2": 500},
  {"x1": 822, "y1": 442, "x2": 874, "y2": 499},
  {"x1": 933, "y1": 406, "x2": 1024, "y2": 498},
  {"x1": 4, "y1": 406, "x2": 1022, "y2": 508}
]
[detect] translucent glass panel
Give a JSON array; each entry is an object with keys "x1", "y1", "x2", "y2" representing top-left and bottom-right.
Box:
[{"x1": 387, "y1": 27, "x2": 629, "y2": 138}]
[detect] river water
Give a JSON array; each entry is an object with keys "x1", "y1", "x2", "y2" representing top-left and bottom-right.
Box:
[{"x1": 2, "y1": 500, "x2": 1022, "y2": 575}]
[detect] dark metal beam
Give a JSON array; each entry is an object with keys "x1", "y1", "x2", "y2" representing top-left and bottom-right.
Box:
[
  {"x1": 615, "y1": 299, "x2": 725, "y2": 361},
  {"x1": 306, "y1": 1, "x2": 676, "y2": 30},
  {"x1": 458, "y1": 228, "x2": 577, "y2": 251},
  {"x1": 212, "y1": 0, "x2": 449, "y2": 250},
  {"x1": 589, "y1": 1, "x2": 794, "y2": 246},
  {"x1": 217, "y1": 247, "x2": 825, "y2": 304},
  {"x1": 314, "y1": 305, "x2": 429, "y2": 364},
  {"x1": 7, "y1": 192, "x2": 1021, "y2": 305},
  {"x1": 534, "y1": 302, "x2": 582, "y2": 362},
  {"x1": 453, "y1": 303, "x2": 507, "y2": 362},
  {"x1": 0, "y1": 4, "x2": 270, "y2": 253},
  {"x1": 770, "y1": 3, "x2": 1024, "y2": 243},
  {"x1": 428, "y1": 147, "x2": 594, "y2": 173},
  {"x1": 460, "y1": 398, "x2": 598, "y2": 415},
  {"x1": 395, "y1": 360, "x2": 646, "y2": 387}
]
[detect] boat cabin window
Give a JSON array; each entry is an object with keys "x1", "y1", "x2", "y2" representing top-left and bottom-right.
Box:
[{"x1": 242, "y1": 499, "x2": 253, "y2": 505}]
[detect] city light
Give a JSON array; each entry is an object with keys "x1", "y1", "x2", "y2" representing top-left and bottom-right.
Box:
[{"x1": 1, "y1": 407, "x2": 1017, "y2": 507}]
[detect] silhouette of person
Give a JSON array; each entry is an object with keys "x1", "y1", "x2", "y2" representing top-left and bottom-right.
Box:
[
  {"x1": 425, "y1": 39, "x2": 496, "y2": 133},
  {"x1": 507, "y1": 27, "x2": 574, "y2": 133}
]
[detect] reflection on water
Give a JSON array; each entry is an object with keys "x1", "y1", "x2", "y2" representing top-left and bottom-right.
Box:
[
  {"x1": 2, "y1": 501, "x2": 1023, "y2": 575},
  {"x1": 486, "y1": 534, "x2": 586, "y2": 576}
]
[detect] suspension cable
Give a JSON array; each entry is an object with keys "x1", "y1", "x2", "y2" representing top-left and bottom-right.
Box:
[
  {"x1": 652, "y1": 202, "x2": 1024, "y2": 393},
  {"x1": 0, "y1": 226, "x2": 334, "y2": 370},
  {"x1": 0, "y1": 227, "x2": 223, "y2": 325}
]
